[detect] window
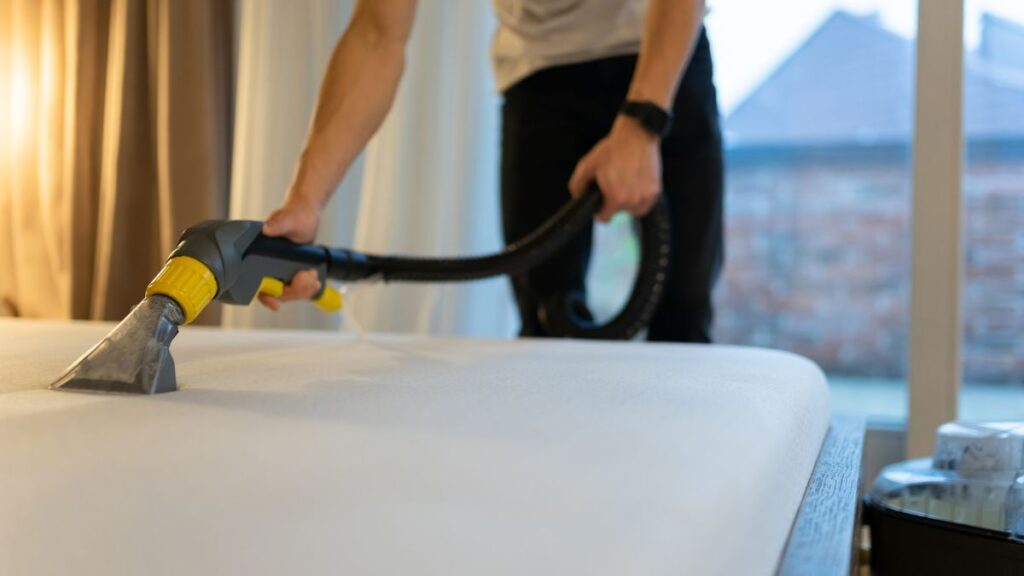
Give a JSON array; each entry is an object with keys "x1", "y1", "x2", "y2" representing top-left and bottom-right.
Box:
[
  {"x1": 587, "y1": 4, "x2": 919, "y2": 421},
  {"x1": 706, "y1": 1, "x2": 917, "y2": 420},
  {"x1": 959, "y1": 3, "x2": 1024, "y2": 420},
  {"x1": 588, "y1": 1, "x2": 1020, "y2": 436}
]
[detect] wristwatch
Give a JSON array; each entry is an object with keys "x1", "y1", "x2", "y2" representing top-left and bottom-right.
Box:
[{"x1": 619, "y1": 100, "x2": 674, "y2": 138}]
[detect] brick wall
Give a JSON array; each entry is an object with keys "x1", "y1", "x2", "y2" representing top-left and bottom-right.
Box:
[
  {"x1": 714, "y1": 150, "x2": 1024, "y2": 384},
  {"x1": 963, "y1": 158, "x2": 1024, "y2": 383}
]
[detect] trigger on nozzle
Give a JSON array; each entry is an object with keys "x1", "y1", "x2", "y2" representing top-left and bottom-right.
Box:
[{"x1": 257, "y1": 277, "x2": 285, "y2": 299}]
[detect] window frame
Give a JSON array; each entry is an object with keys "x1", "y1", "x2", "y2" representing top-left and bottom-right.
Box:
[{"x1": 908, "y1": 0, "x2": 966, "y2": 456}]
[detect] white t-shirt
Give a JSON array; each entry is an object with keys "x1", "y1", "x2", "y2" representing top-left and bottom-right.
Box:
[{"x1": 491, "y1": 0, "x2": 649, "y2": 91}]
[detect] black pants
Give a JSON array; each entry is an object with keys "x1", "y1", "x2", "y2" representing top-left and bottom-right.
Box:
[{"x1": 500, "y1": 30, "x2": 724, "y2": 343}]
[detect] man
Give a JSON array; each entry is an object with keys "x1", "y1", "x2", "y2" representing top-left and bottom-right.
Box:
[{"x1": 260, "y1": 0, "x2": 723, "y2": 343}]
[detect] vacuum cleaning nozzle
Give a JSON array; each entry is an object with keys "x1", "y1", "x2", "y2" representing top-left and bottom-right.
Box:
[
  {"x1": 52, "y1": 220, "x2": 344, "y2": 394},
  {"x1": 50, "y1": 295, "x2": 185, "y2": 394}
]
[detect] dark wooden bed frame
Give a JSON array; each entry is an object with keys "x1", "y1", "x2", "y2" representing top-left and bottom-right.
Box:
[{"x1": 778, "y1": 416, "x2": 865, "y2": 576}]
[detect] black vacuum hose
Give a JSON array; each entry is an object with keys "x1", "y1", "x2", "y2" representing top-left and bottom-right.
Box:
[{"x1": 325, "y1": 187, "x2": 671, "y2": 340}]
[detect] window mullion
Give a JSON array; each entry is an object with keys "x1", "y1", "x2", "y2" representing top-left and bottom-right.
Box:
[{"x1": 908, "y1": 0, "x2": 965, "y2": 457}]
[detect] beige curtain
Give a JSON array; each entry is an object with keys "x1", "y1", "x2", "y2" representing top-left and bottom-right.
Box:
[
  {"x1": 349, "y1": 1, "x2": 513, "y2": 337},
  {"x1": 0, "y1": 0, "x2": 233, "y2": 322}
]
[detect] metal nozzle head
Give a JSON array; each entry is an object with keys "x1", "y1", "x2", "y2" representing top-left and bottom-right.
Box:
[{"x1": 51, "y1": 295, "x2": 186, "y2": 394}]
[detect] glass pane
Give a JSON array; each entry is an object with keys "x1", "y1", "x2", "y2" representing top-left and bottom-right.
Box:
[
  {"x1": 706, "y1": 1, "x2": 917, "y2": 420},
  {"x1": 960, "y1": 3, "x2": 1024, "y2": 420}
]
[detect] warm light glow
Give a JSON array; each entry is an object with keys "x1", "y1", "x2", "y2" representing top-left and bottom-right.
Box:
[
  {"x1": 0, "y1": 42, "x2": 32, "y2": 164},
  {"x1": 11, "y1": 64, "x2": 31, "y2": 149}
]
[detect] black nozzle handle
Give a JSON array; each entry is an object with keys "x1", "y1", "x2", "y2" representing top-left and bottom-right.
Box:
[{"x1": 169, "y1": 220, "x2": 334, "y2": 306}]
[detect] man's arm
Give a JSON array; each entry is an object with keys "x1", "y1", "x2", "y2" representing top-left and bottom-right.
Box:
[
  {"x1": 259, "y1": 0, "x2": 416, "y2": 309},
  {"x1": 568, "y1": 0, "x2": 706, "y2": 222}
]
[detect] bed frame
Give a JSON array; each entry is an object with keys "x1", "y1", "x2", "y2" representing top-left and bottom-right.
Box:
[{"x1": 778, "y1": 416, "x2": 865, "y2": 576}]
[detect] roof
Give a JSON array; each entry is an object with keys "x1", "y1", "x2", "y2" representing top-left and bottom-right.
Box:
[
  {"x1": 979, "y1": 12, "x2": 1024, "y2": 69},
  {"x1": 724, "y1": 11, "x2": 1024, "y2": 148}
]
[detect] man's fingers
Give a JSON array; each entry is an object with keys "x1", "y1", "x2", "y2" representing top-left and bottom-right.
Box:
[
  {"x1": 568, "y1": 152, "x2": 597, "y2": 197},
  {"x1": 637, "y1": 192, "x2": 660, "y2": 217},
  {"x1": 625, "y1": 192, "x2": 652, "y2": 217},
  {"x1": 593, "y1": 194, "x2": 615, "y2": 222},
  {"x1": 593, "y1": 173, "x2": 621, "y2": 222},
  {"x1": 596, "y1": 201, "x2": 619, "y2": 222},
  {"x1": 257, "y1": 294, "x2": 281, "y2": 311},
  {"x1": 597, "y1": 183, "x2": 661, "y2": 221},
  {"x1": 256, "y1": 269, "x2": 321, "y2": 310},
  {"x1": 279, "y1": 269, "x2": 322, "y2": 301}
]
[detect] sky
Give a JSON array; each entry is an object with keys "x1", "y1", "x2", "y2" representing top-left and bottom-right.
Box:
[{"x1": 705, "y1": 0, "x2": 1024, "y2": 115}]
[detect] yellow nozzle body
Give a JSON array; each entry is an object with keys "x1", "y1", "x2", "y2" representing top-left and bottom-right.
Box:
[{"x1": 145, "y1": 256, "x2": 218, "y2": 324}]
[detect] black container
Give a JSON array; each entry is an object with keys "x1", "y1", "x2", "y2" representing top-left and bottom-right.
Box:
[{"x1": 865, "y1": 497, "x2": 1024, "y2": 575}]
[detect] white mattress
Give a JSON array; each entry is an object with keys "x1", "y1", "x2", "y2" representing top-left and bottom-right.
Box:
[{"x1": 0, "y1": 319, "x2": 829, "y2": 576}]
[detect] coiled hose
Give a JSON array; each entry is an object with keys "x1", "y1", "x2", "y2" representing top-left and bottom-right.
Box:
[{"x1": 323, "y1": 187, "x2": 671, "y2": 340}]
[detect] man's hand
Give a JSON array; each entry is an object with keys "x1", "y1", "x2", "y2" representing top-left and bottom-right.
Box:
[
  {"x1": 258, "y1": 199, "x2": 323, "y2": 311},
  {"x1": 568, "y1": 116, "x2": 662, "y2": 222},
  {"x1": 568, "y1": 0, "x2": 704, "y2": 221}
]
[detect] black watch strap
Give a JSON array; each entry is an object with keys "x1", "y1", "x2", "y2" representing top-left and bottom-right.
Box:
[{"x1": 620, "y1": 100, "x2": 674, "y2": 138}]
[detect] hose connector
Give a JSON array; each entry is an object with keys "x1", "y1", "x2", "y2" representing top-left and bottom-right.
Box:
[{"x1": 145, "y1": 256, "x2": 218, "y2": 324}]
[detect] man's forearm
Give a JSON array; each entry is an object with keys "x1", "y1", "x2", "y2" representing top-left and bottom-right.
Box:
[
  {"x1": 627, "y1": 0, "x2": 705, "y2": 109},
  {"x1": 287, "y1": 3, "x2": 415, "y2": 209}
]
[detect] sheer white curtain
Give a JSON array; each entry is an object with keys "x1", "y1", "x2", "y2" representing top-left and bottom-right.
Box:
[
  {"x1": 348, "y1": 3, "x2": 513, "y2": 337},
  {"x1": 224, "y1": 0, "x2": 362, "y2": 330},
  {"x1": 227, "y1": 1, "x2": 514, "y2": 338}
]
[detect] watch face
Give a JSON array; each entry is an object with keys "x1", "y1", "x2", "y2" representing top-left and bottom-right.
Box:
[{"x1": 648, "y1": 106, "x2": 669, "y2": 134}]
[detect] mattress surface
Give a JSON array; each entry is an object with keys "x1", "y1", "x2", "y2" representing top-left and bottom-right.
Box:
[{"x1": 0, "y1": 319, "x2": 829, "y2": 576}]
